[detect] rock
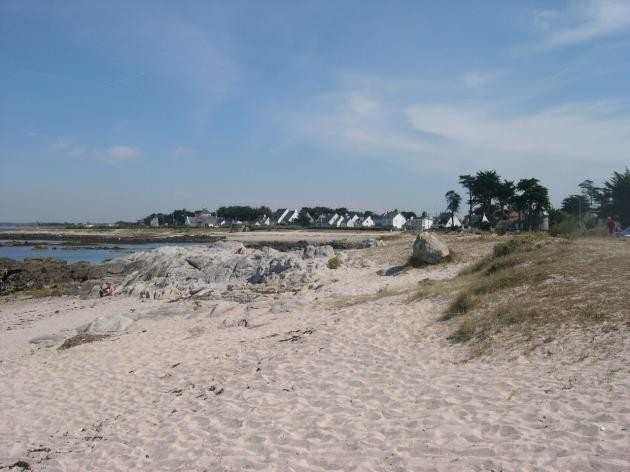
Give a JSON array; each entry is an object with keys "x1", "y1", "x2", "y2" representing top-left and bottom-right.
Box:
[
  {"x1": 0, "y1": 257, "x2": 104, "y2": 295},
  {"x1": 29, "y1": 333, "x2": 66, "y2": 347},
  {"x1": 362, "y1": 239, "x2": 384, "y2": 248},
  {"x1": 77, "y1": 314, "x2": 134, "y2": 334},
  {"x1": 88, "y1": 285, "x2": 102, "y2": 298},
  {"x1": 302, "y1": 245, "x2": 335, "y2": 259},
  {"x1": 412, "y1": 234, "x2": 450, "y2": 264}
]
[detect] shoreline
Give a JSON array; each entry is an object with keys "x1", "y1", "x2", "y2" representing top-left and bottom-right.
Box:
[{"x1": 0, "y1": 228, "x2": 397, "y2": 250}]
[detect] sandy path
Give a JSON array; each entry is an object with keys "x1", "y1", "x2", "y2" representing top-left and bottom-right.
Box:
[{"x1": 1, "y1": 243, "x2": 629, "y2": 471}]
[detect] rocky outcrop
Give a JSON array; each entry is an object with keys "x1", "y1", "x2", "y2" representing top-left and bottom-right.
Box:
[
  {"x1": 109, "y1": 241, "x2": 323, "y2": 300},
  {"x1": 411, "y1": 234, "x2": 450, "y2": 264},
  {"x1": 0, "y1": 257, "x2": 106, "y2": 294},
  {"x1": 302, "y1": 245, "x2": 335, "y2": 259}
]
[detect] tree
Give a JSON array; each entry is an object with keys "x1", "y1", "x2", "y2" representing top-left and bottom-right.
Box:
[
  {"x1": 602, "y1": 168, "x2": 630, "y2": 226},
  {"x1": 496, "y1": 180, "x2": 515, "y2": 215},
  {"x1": 401, "y1": 211, "x2": 417, "y2": 220},
  {"x1": 445, "y1": 190, "x2": 462, "y2": 227},
  {"x1": 216, "y1": 206, "x2": 270, "y2": 222},
  {"x1": 561, "y1": 195, "x2": 590, "y2": 219},
  {"x1": 578, "y1": 179, "x2": 600, "y2": 208},
  {"x1": 472, "y1": 170, "x2": 502, "y2": 222},
  {"x1": 513, "y1": 178, "x2": 550, "y2": 231},
  {"x1": 458, "y1": 174, "x2": 475, "y2": 222}
]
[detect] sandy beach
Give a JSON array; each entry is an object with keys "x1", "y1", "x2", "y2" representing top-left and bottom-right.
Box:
[{"x1": 1, "y1": 235, "x2": 629, "y2": 471}]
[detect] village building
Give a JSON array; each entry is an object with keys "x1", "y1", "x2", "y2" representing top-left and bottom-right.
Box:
[
  {"x1": 272, "y1": 208, "x2": 299, "y2": 225},
  {"x1": 185, "y1": 211, "x2": 219, "y2": 228},
  {"x1": 375, "y1": 210, "x2": 407, "y2": 229},
  {"x1": 436, "y1": 212, "x2": 462, "y2": 229},
  {"x1": 149, "y1": 216, "x2": 159, "y2": 228},
  {"x1": 342, "y1": 214, "x2": 361, "y2": 228},
  {"x1": 315, "y1": 213, "x2": 339, "y2": 228},
  {"x1": 254, "y1": 215, "x2": 271, "y2": 226},
  {"x1": 403, "y1": 216, "x2": 433, "y2": 231},
  {"x1": 357, "y1": 215, "x2": 375, "y2": 228}
]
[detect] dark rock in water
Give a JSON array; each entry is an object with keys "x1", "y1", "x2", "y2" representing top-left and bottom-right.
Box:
[{"x1": 0, "y1": 257, "x2": 105, "y2": 295}]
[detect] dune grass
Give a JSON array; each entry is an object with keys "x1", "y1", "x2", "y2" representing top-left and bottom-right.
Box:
[{"x1": 413, "y1": 234, "x2": 630, "y2": 350}]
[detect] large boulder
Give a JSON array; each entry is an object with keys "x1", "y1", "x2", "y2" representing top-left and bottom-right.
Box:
[{"x1": 412, "y1": 234, "x2": 450, "y2": 264}]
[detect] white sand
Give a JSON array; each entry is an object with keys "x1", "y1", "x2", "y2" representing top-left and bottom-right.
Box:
[{"x1": 1, "y1": 242, "x2": 629, "y2": 471}]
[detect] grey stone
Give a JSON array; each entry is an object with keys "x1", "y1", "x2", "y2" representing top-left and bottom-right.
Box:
[
  {"x1": 412, "y1": 234, "x2": 450, "y2": 264},
  {"x1": 302, "y1": 245, "x2": 335, "y2": 259},
  {"x1": 362, "y1": 239, "x2": 385, "y2": 248}
]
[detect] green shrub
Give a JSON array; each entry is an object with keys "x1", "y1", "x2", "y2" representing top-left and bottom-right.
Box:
[
  {"x1": 550, "y1": 215, "x2": 580, "y2": 236},
  {"x1": 495, "y1": 219, "x2": 512, "y2": 235},
  {"x1": 327, "y1": 256, "x2": 342, "y2": 269},
  {"x1": 444, "y1": 292, "x2": 476, "y2": 320}
]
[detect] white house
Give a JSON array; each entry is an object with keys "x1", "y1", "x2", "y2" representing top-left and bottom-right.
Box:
[
  {"x1": 315, "y1": 213, "x2": 339, "y2": 228},
  {"x1": 335, "y1": 215, "x2": 346, "y2": 227},
  {"x1": 404, "y1": 216, "x2": 433, "y2": 231},
  {"x1": 185, "y1": 213, "x2": 218, "y2": 228},
  {"x1": 254, "y1": 215, "x2": 271, "y2": 226},
  {"x1": 342, "y1": 214, "x2": 360, "y2": 228},
  {"x1": 150, "y1": 216, "x2": 159, "y2": 227},
  {"x1": 354, "y1": 216, "x2": 374, "y2": 227},
  {"x1": 375, "y1": 210, "x2": 407, "y2": 229},
  {"x1": 272, "y1": 209, "x2": 290, "y2": 225},
  {"x1": 437, "y1": 212, "x2": 462, "y2": 228},
  {"x1": 285, "y1": 209, "x2": 299, "y2": 224}
]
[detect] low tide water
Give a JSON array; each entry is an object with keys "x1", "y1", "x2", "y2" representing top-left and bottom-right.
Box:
[{"x1": 0, "y1": 241, "x2": 209, "y2": 264}]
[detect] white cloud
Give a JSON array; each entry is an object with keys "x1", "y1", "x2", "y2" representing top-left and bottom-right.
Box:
[
  {"x1": 527, "y1": 0, "x2": 630, "y2": 51},
  {"x1": 48, "y1": 138, "x2": 141, "y2": 165},
  {"x1": 170, "y1": 146, "x2": 195, "y2": 160},
  {"x1": 106, "y1": 145, "x2": 141, "y2": 159},
  {"x1": 292, "y1": 90, "x2": 630, "y2": 203},
  {"x1": 463, "y1": 69, "x2": 508, "y2": 89},
  {"x1": 49, "y1": 139, "x2": 69, "y2": 150},
  {"x1": 405, "y1": 101, "x2": 630, "y2": 165}
]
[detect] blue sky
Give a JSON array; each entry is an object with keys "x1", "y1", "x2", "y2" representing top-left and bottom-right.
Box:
[{"x1": 2, "y1": 0, "x2": 630, "y2": 222}]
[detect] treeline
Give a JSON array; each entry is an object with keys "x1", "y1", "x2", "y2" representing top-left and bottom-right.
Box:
[
  {"x1": 141, "y1": 209, "x2": 196, "y2": 226},
  {"x1": 140, "y1": 205, "x2": 424, "y2": 227},
  {"x1": 445, "y1": 170, "x2": 550, "y2": 230},
  {"x1": 445, "y1": 167, "x2": 630, "y2": 232},
  {"x1": 216, "y1": 206, "x2": 271, "y2": 221},
  {"x1": 556, "y1": 168, "x2": 630, "y2": 230}
]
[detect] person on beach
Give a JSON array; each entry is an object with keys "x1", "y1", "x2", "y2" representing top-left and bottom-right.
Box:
[
  {"x1": 99, "y1": 282, "x2": 114, "y2": 297},
  {"x1": 607, "y1": 217, "x2": 616, "y2": 235}
]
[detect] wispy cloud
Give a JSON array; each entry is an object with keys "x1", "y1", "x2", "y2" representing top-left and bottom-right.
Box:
[
  {"x1": 463, "y1": 69, "x2": 509, "y2": 89},
  {"x1": 526, "y1": 0, "x2": 630, "y2": 52},
  {"x1": 49, "y1": 139, "x2": 142, "y2": 165},
  {"x1": 170, "y1": 146, "x2": 195, "y2": 160},
  {"x1": 292, "y1": 89, "x2": 630, "y2": 188}
]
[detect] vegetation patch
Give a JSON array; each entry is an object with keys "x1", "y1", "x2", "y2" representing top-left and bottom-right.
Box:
[
  {"x1": 413, "y1": 234, "x2": 630, "y2": 353},
  {"x1": 58, "y1": 333, "x2": 110, "y2": 351},
  {"x1": 327, "y1": 256, "x2": 342, "y2": 269}
]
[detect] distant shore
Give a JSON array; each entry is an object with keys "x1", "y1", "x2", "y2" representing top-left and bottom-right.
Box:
[{"x1": 0, "y1": 227, "x2": 398, "y2": 250}]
